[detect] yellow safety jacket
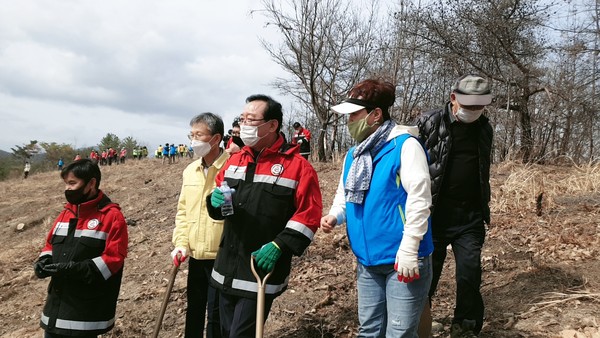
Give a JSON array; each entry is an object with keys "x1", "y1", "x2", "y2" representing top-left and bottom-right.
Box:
[{"x1": 172, "y1": 150, "x2": 228, "y2": 259}]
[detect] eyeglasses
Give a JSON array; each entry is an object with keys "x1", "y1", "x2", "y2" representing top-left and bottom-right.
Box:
[
  {"x1": 239, "y1": 118, "x2": 265, "y2": 125},
  {"x1": 187, "y1": 133, "x2": 210, "y2": 141}
]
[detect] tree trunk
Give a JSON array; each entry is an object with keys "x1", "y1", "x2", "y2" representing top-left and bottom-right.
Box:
[
  {"x1": 519, "y1": 95, "x2": 534, "y2": 163},
  {"x1": 317, "y1": 122, "x2": 327, "y2": 162}
]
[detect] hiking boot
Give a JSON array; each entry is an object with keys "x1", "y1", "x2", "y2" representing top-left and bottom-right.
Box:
[
  {"x1": 450, "y1": 320, "x2": 478, "y2": 338},
  {"x1": 431, "y1": 320, "x2": 444, "y2": 333}
]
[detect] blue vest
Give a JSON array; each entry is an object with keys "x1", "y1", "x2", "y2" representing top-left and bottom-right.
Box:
[{"x1": 343, "y1": 134, "x2": 433, "y2": 266}]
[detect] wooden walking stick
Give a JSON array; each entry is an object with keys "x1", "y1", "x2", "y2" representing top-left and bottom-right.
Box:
[
  {"x1": 251, "y1": 256, "x2": 273, "y2": 338},
  {"x1": 151, "y1": 263, "x2": 179, "y2": 338}
]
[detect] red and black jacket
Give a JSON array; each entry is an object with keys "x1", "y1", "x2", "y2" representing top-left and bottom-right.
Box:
[
  {"x1": 38, "y1": 191, "x2": 128, "y2": 336},
  {"x1": 207, "y1": 135, "x2": 322, "y2": 299}
]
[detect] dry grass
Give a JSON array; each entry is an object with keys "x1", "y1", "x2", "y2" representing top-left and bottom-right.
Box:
[{"x1": 491, "y1": 161, "x2": 600, "y2": 214}]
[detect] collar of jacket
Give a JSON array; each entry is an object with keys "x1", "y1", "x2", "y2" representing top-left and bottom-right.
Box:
[
  {"x1": 196, "y1": 148, "x2": 229, "y2": 171},
  {"x1": 446, "y1": 101, "x2": 459, "y2": 124}
]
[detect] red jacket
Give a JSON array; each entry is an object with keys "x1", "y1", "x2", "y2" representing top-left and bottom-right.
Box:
[
  {"x1": 292, "y1": 127, "x2": 312, "y2": 155},
  {"x1": 38, "y1": 191, "x2": 128, "y2": 336},
  {"x1": 292, "y1": 127, "x2": 311, "y2": 143},
  {"x1": 207, "y1": 135, "x2": 322, "y2": 298}
]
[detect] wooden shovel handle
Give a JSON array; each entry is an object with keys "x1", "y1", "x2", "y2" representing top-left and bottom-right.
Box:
[
  {"x1": 151, "y1": 264, "x2": 179, "y2": 338},
  {"x1": 251, "y1": 256, "x2": 273, "y2": 338}
]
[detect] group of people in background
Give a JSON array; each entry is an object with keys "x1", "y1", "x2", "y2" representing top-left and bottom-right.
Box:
[
  {"x1": 220, "y1": 119, "x2": 313, "y2": 160},
  {"x1": 156, "y1": 143, "x2": 193, "y2": 164},
  {"x1": 55, "y1": 147, "x2": 150, "y2": 172},
  {"x1": 34, "y1": 74, "x2": 493, "y2": 338}
]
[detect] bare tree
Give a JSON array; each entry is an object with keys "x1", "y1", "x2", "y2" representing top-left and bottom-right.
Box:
[
  {"x1": 257, "y1": 0, "x2": 380, "y2": 161},
  {"x1": 404, "y1": 0, "x2": 552, "y2": 162}
]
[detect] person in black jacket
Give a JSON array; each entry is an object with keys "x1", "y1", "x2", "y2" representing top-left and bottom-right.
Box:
[
  {"x1": 415, "y1": 74, "x2": 493, "y2": 338},
  {"x1": 207, "y1": 94, "x2": 323, "y2": 338}
]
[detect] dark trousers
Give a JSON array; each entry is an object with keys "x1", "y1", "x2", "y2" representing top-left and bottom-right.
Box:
[
  {"x1": 219, "y1": 292, "x2": 274, "y2": 338},
  {"x1": 186, "y1": 258, "x2": 221, "y2": 338},
  {"x1": 429, "y1": 202, "x2": 485, "y2": 334}
]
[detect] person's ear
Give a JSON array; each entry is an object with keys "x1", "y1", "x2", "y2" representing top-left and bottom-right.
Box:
[
  {"x1": 215, "y1": 134, "x2": 223, "y2": 145},
  {"x1": 269, "y1": 119, "x2": 279, "y2": 133},
  {"x1": 87, "y1": 178, "x2": 97, "y2": 192},
  {"x1": 450, "y1": 93, "x2": 458, "y2": 104},
  {"x1": 372, "y1": 108, "x2": 383, "y2": 124}
]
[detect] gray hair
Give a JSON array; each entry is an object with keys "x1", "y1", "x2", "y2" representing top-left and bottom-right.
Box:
[{"x1": 190, "y1": 112, "x2": 224, "y2": 137}]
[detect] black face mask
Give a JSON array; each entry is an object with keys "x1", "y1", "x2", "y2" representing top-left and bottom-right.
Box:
[{"x1": 64, "y1": 184, "x2": 90, "y2": 205}]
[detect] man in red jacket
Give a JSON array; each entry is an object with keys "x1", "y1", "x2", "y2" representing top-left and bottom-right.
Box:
[
  {"x1": 34, "y1": 159, "x2": 128, "y2": 338},
  {"x1": 207, "y1": 94, "x2": 322, "y2": 337},
  {"x1": 291, "y1": 122, "x2": 312, "y2": 160}
]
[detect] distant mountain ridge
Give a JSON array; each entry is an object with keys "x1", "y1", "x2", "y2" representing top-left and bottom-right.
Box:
[{"x1": 0, "y1": 150, "x2": 11, "y2": 158}]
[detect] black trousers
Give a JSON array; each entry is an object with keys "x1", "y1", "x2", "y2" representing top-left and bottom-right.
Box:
[
  {"x1": 186, "y1": 258, "x2": 221, "y2": 338},
  {"x1": 429, "y1": 201, "x2": 485, "y2": 334},
  {"x1": 219, "y1": 292, "x2": 274, "y2": 338}
]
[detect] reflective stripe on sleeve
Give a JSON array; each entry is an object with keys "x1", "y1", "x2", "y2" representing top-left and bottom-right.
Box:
[
  {"x1": 286, "y1": 220, "x2": 315, "y2": 241},
  {"x1": 92, "y1": 257, "x2": 112, "y2": 280}
]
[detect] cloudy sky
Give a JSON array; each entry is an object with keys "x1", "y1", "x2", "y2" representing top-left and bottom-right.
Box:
[{"x1": 0, "y1": 1, "x2": 291, "y2": 152}]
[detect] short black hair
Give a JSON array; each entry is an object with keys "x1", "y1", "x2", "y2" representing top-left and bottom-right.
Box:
[
  {"x1": 293, "y1": 122, "x2": 301, "y2": 129},
  {"x1": 246, "y1": 94, "x2": 283, "y2": 133},
  {"x1": 60, "y1": 159, "x2": 101, "y2": 189}
]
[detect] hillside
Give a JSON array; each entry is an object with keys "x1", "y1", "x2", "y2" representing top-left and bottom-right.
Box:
[{"x1": 0, "y1": 158, "x2": 598, "y2": 337}]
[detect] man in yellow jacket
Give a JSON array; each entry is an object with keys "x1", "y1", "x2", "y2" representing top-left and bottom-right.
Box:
[{"x1": 172, "y1": 112, "x2": 228, "y2": 338}]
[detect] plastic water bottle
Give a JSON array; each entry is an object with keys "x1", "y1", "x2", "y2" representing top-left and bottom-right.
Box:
[{"x1": 220, "y1": 181, "x2": 235, "y2": 216}]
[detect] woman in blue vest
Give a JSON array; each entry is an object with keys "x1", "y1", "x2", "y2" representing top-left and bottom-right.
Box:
[{"x1": 321, "y1": 79, "x2": 433, "y2": 337}]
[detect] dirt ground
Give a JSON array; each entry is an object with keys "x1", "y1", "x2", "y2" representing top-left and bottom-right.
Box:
[{"x1": 0, "y1": 158, "x2": 598, "y2": 338}]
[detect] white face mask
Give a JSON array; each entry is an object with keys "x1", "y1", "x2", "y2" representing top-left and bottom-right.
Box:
[
  {"x1": 240, "y1": 123, "x2": 267, "y2": 147},
  {"x1": 191, "y1": 137, "x2": 214, "y2": 158},
  {"x1": 456, "y1": 107, "x2": 484, "y2": 123}
]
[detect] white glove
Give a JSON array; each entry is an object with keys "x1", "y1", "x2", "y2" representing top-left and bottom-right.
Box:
[
  {"x1": 171, "y1": 247, "x2": 187, "y2": 267},
  {"x1": 394, "y1": 235, "x2": 420, "y2": 283}
]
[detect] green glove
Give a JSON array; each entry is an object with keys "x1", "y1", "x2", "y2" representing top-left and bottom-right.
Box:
[
  {"x1": 211, "y1": 187, "x2": 224, "y2": 208},
  {"x1": 252, "y1": 242, "x2": 281, "y2": 272}
]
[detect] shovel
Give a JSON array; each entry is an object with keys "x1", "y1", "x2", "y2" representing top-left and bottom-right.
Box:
[
  {"x1": 151, "y1": 262, "x2": 179, "y2": 338},
  {"x1": 250, "y1": 256, "x2": 273, "y2": 338}
]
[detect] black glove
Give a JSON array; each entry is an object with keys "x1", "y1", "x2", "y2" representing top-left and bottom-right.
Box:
[
  {"x1": 42, "y1": 262, "x2": 75, "y2": 277},
  {"x1": 34, "y1": 256, "x2": 52, "y2": 279},
  {"x1": 42, "y1": 261, "x2": 101, "y2": 284}
]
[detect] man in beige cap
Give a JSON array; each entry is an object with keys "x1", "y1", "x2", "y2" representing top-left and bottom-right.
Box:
[{"x1": 415, "y1": 74, "x2": 493, "y2": 337}]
